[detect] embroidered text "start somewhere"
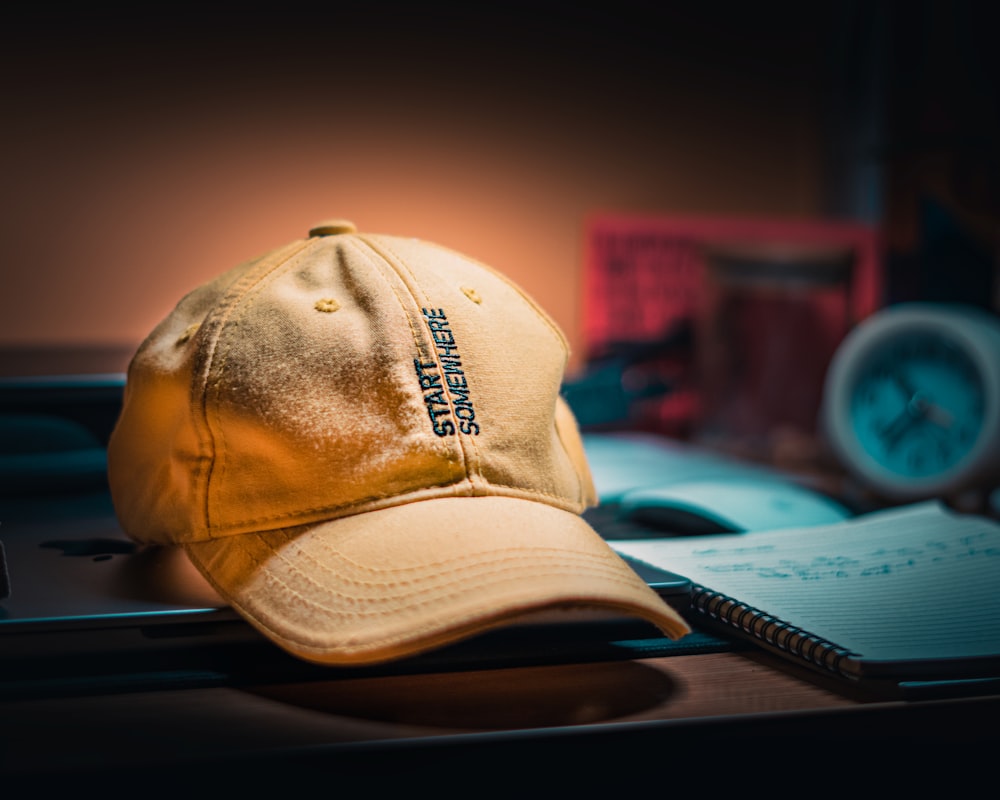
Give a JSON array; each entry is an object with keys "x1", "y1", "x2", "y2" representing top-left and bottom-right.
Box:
[{"x1": 414, "y1": 308, "x2": 480, "y2": 436}]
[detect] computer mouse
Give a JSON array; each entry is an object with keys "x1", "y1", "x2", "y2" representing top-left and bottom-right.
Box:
[{"x1": 617, "y1": 477, "x2": 852, "y2": 535}]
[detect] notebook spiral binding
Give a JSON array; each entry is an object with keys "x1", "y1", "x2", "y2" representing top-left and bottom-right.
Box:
[{"x1": 691, "y1": 584, "x2": 859, "y2": 678}]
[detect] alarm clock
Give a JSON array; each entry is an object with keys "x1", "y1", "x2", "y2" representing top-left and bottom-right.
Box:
[{"x1": 821, "y1": 303, "x2": 1000, "y2": 501}]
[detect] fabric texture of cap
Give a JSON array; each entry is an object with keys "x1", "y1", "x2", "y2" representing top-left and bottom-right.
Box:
[{"x1": 107, "y1": 219, "x2": 690, "y2": 665}]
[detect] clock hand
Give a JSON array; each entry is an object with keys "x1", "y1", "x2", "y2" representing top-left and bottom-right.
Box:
[
  {"x1": 905, "y1": 390, "x2": 953, "y2": 429},
  {"x1": 879, "y1": 391, "x2": 931, "y2": 451},
  {"x1": 880, "y1": 407, "x2": 920, "y2": 451},
  {"x1": 923, "y1": 401, "x2": 954, "y2": 429},
  {"x1": 890, "y1": 370, "x2": 919, "y2": 401}
]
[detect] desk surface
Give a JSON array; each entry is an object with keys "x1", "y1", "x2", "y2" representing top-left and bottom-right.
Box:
[{"x1": 3, "y1": 644, "x2": 998, "y2": 790}]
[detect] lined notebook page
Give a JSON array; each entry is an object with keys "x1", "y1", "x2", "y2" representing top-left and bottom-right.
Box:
[{"x1": 613, "y1": 502, "x2": 1000, "y2": 663}]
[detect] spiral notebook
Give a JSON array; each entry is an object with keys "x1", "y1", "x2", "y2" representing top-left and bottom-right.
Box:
[{"x1": 612, "y1": 501, "x2": 1000, "y2": 696}]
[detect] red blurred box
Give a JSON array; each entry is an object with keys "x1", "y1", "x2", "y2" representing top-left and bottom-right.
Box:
[{"x1": 578, "y1": 212, "x2": 883, "y2": 444}]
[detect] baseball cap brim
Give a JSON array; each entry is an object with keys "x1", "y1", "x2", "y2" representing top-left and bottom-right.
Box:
[{"x1": 183, "y1": 495, "x2": 690, "y2": 665}]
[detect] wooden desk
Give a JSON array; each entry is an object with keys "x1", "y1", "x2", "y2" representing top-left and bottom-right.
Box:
[{"x1": 2, "y1": 643, "x2": 997, "y2": 791}]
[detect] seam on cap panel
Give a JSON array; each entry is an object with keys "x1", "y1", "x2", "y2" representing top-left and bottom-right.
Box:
[
  {"x1": 341, "y1": 237, "x2": 434, "y2": 367},
  {"x1": 353, "y1": 235, "x2": 481, "y2": 485},
  {"x1": 202, "y1": 478, "x2": 582, "y2": 536},
  {"x1": 197, "y1": 237, "x2": 314, "y2": 535},
  {"x1": 358, "y1": 235, "x2": 485, "y2": 490},
  {"x1": 379, "y1": 237, "x2": 486, "y2": 484},
  {"x1": 339, "y1": 237, "x2": 475, "y2": 487}
]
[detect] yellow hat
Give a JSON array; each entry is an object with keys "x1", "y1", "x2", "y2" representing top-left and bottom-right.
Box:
[{"x1": 107, "y1": 219, "x2": 689, "y2": 665}]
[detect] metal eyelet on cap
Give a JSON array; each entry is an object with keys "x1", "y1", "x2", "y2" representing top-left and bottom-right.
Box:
[{"x1": 309, "y1": 219, "x2": 358, "y2": 237}]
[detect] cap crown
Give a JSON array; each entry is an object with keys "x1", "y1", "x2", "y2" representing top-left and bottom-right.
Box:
[{"x1": 108, "y1": 226, "x2": 596, "y2": 543}]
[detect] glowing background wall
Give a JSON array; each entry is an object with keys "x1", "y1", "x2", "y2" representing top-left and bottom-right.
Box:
[{"x1": 0, "y1": 6, "x2": 853, "y2": 372}]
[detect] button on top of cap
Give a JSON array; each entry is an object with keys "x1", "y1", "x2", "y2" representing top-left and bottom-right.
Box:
[{"x1": 309, "y1": 219, "x2": 358, "y2": 237}]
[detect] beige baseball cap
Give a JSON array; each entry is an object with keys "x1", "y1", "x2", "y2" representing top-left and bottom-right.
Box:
[{"x1": 107, "y1": 219, "x2": 689, "y2": 665}]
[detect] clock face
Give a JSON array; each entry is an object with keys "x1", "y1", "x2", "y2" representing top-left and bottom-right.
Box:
[
  {"x1": 822, "y1": 303, "x2": 1000, "y2": 499},
  {"x1": 850, "y1": 333, "x2": 984, "y2": 480}
]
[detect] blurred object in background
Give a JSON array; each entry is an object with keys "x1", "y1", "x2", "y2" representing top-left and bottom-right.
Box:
[
  {"x1": 561, "y1": 319, "x2": 695, "y2": 437},
  {"x1": 695, "y1": 240, "x2": 856, "y2": 463},
  {"x1": 567, "y1": 214, "x2": 882, "y2": 466}
]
